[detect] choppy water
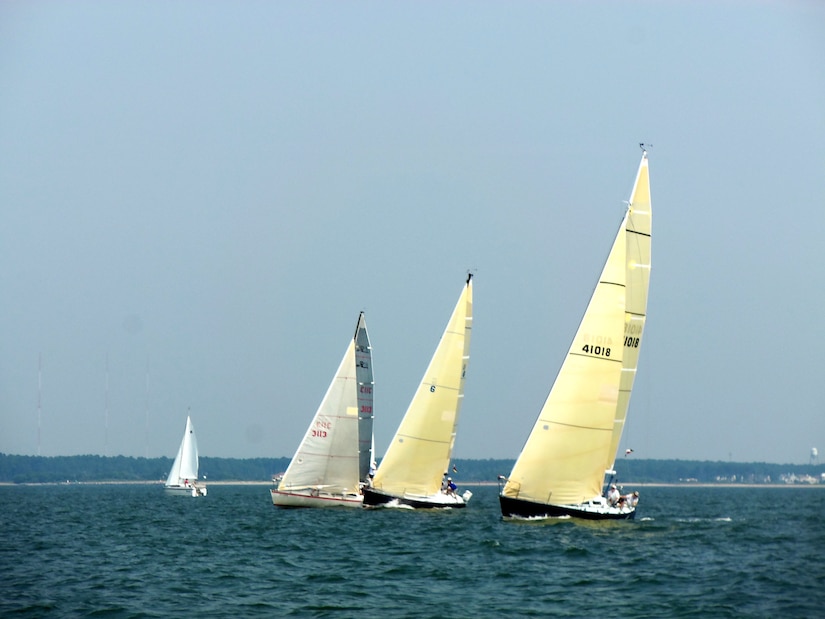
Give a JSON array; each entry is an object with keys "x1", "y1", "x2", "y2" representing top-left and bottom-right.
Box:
[{"x1": 1, "y1": 484, "x2": 823, "y2": 618}]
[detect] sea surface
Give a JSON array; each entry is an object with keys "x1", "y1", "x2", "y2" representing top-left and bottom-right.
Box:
[{"x1": 1, "y1": 484, "x2": 823, "y2": 618}]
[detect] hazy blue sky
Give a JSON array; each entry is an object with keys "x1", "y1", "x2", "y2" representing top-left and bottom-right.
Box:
[{"x1": 1, "y1": 2, "x2": 823, "y2": 465}]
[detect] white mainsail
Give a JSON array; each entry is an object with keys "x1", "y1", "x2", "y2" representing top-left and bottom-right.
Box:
[
  {"x1": 277, "y1": 312, "x2": 373, "y2": 496},
  {"x1": 502, "y1": 151, "x2": 652, "y2": 512},
  {"x1": 371, "y1": 275, "x2": 472, "y2": 498},
  {"x1": 355, "y1": 316, "x2": 375, "y2": 483},
  {"x1": 165, "y1": 415, "x2": 200, "y2": 487}
]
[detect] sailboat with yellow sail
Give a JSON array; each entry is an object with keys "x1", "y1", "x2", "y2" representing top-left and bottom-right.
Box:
[
  {"x1": 499, "y1": 149, "x2": 651, "y2": 520},
  {"x1": 363, "y1": 274, "x2": 473, "y2": 509}
]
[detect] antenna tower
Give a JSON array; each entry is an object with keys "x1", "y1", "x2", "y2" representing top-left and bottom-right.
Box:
[{"x1": 37, "y1": 354, "x2": 42, "y2": 456}]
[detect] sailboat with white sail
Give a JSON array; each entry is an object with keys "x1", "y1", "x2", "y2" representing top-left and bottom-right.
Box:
[
  {"x1": 271, "y1": 312, "x2": 374, "y2": 508},
  {"x1": 499, "y1": 150, "x2": 651, "y2": 520},
  {"x1": 165, "y1": 414, "x2": 207, "y2": 497},
  {"x1": 363, "y1": 274, "x2": 473, "y2": 509}
]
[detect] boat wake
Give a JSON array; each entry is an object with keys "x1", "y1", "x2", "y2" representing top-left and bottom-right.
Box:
[
  {"x1": 504, "y1": 514, "x2": 572, "y2": 524},
  {"x1": 375, "y1": 499, "x2": 414, "y2": 510}
]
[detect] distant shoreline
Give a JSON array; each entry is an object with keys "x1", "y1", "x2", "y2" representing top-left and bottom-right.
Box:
[{"x1": 2, "y1": 480, "x2": 823, "y2": 489}]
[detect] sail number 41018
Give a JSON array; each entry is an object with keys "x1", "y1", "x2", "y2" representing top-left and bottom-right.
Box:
[{"x1": 582, "y1": 344, "x2": 611, "y2": 357}]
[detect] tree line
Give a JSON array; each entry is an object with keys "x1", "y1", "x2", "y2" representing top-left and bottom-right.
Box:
[{"x1": 1, "y1": 453, "x2": 822, "y2": 484}]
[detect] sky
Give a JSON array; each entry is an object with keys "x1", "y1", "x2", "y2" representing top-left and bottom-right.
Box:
[{"x1": 1, "y1": 2, "x2": 823, "y2": 465}]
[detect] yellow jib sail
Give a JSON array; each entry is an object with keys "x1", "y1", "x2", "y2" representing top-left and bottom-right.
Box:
[
  {"x1": 608, "y1": 153, "x2": 652, "y2": 471},
  {"x1": 372, "y1": 276, "x2": 473, "y2": 498}
]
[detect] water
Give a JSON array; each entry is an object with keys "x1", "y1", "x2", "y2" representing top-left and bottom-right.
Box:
[{"x1": 1, "y1": 484, "x2": 823, "y2": 618}]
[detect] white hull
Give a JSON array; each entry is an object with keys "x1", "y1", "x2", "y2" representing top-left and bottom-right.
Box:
[
  {"x1": 270, "y1": 488, "x2": 363, "y2": 508},
  {"x1": 165, "y1": 484, "x2": 207, "y2": 497}
]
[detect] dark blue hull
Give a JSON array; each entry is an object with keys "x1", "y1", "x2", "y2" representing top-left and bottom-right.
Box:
[
  {"x1": 362, "y1": 487, "x2": 467, "y2": 509},
  {"x1": 500, "y1": 494, "x2": 635, "y2": 520}
]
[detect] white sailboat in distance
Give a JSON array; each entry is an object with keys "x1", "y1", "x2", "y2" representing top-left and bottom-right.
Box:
[
  {"x1": 499, "y1": 149, "x2": 651, "y2": 520},
  {"x1": 363, "y1": 274, "x2": 473, "y2": 509},
  {"x1": 165, "y1": 414, "x2": 207, "y2": 497},
  {"x1": 271, "y1": 312, "x2": 374, "y2": 508}
]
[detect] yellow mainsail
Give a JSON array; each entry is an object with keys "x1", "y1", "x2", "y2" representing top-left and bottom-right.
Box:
[
  {"x1": 502, "y1": 216, "x2": 627, "y2": 506},
  {"x1": 372, "y1": 276, "x2": 473, "y2": 498}
]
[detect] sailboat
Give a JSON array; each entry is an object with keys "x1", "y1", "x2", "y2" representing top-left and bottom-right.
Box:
[
  {"x1": 271, "y1": 312, "x2": 374, "y2": 508},
  {"x1": 499, "y1": 150, "x2": 651, "y2": 520},
  {"x1": 363, "y1": 274, "x2": 473, "y2": 509},
  {"x1": 164, "y1": 414, "x2": 207, "y2": 497}
]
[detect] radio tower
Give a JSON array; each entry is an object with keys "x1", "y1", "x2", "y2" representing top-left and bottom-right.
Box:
[
  {"x1": 37, "y1": 354, "x2": 42, "y2": 456},
  {"x1": 105, "y1": 354, "x2": 110, "y2": 457}
]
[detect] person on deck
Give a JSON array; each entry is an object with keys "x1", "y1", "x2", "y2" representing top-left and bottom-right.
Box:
[
  {"x1": 618, "y1": 490, "x2": 639, "y2": 508},
  {"x1": 446, "y1": 477, "x2": 457, "y2": 496},
  {"x1": 607, "y1": 484, "x2": 620, "y2": 506}
]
